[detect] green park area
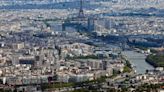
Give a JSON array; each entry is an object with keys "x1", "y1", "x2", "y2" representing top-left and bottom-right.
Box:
[{"x1": 146, "y1": 54, "x2": 164, "y2": 67}]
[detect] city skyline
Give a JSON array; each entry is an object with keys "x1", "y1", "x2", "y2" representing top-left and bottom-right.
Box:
[{"x1": 0, "y1": 0, "x2": 163, "y2": 92}]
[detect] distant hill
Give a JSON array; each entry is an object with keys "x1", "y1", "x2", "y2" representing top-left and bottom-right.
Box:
[{"x1": 0, "y1": 0, "x2": 164, "y2": 18}]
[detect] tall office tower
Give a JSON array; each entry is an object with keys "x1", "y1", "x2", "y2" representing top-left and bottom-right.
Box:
[{"x1": 88, "y1": 18, "x2": 95, "y2": 32}]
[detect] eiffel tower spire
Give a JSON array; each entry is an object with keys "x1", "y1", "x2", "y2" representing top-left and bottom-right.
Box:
[{"x1": 78, "y1": 0, "x2": 85, "y2": 18}]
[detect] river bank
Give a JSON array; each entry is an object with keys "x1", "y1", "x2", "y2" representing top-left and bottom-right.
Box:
[
  {"x1": 122, "y1": 50, "x2": 154, "y2": 74},
  {"x1": 146, "y1": 54, "x2": 164, "y2": 68}
]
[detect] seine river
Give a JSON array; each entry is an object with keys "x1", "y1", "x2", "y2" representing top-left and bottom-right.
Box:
[{"x1": 122, "y1": 51, "x2": 154, "y2": 74}]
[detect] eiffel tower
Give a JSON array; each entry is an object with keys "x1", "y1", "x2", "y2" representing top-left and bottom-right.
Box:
[
  {"x1": 78, "y1": 0, "x2": 85, "y2": 18},
  {"x1": 62, "y1": 0, "x2": 94, "y2": 32}
]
